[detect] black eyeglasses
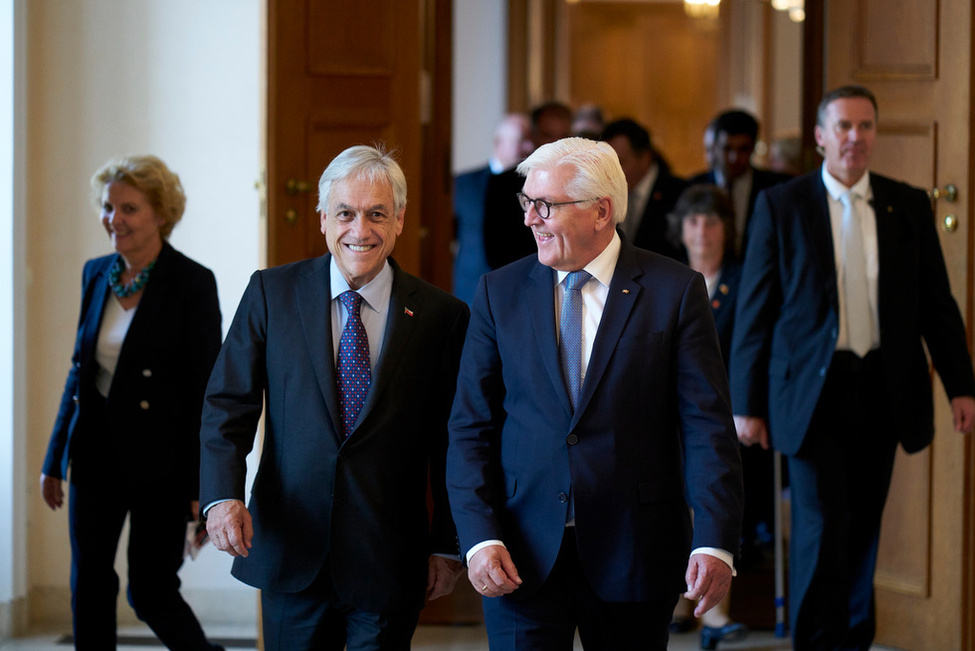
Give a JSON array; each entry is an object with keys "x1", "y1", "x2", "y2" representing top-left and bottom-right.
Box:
[{"x1": 516, "y1": 192, "x2": 598, "y2": 220}]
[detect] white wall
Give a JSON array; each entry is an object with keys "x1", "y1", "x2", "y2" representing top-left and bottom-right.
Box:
[
  {"x1": 21, "y1": 0, "x2": 262, "y2": 630},
  {"x1": 452, "y1": 0, "x2": 507, "y2": 174},
  {"x1": 0, "y1": 0, "x2": 28, "y2": 640}
]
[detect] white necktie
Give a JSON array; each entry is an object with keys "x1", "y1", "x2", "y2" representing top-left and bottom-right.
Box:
[{"x1": 840, "y1": 191, "x2": 873, "y2": 357}]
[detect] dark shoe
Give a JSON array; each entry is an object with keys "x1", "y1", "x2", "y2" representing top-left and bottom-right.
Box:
[
  {"x1": 701, "y1": 622, "x2": 749, "y2": 650},
  {"x1": 669, "y1": 615, "x2": 695, "y2": 634}
]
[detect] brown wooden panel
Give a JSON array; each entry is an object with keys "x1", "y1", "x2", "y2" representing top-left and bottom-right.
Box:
[
  {"x1": 870, "y1": 122, "x2": 936, "y2": 189},
  {"x1": 854, "y1": 0, "x2": 938, "y2": 79},
  {"x1": 876, "y1": 447, "x2": 933, "y2": 597},
  {"x1": 562, "y1": 2, "x2": 721, "y2": 177},
  {"x1": 306, "y1": 0, "x2": 396, "y2": 75},
  {"x1": 268, "y1": 0, "x2": 422, "y2": 271}
]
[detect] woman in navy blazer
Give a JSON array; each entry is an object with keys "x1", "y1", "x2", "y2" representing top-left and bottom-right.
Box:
[
  {"x1": 673, "y1": 185, "x2": 750, "y2": 650},
  {"x1": 40, "y1": 156, "x2": 223, "y2": 650}
]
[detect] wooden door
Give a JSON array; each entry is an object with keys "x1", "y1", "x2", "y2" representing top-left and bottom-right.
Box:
[
  {"x1": 824, "y1": 1, "x2": 975, "y2": 648},
  {"x1": 264, "y1": 0, "x2": 473, "y2": 634},
  {"x1": 267, "y1": 0, "x2": 454, "y2": 284}
]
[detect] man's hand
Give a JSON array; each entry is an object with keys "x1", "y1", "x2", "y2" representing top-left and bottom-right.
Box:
[
  {"x1": 734, "y1": 415, "x2": 769, "y2": 449},
  {"x1": 468, "y1": 545, "x2": 522, "y2": 597},
  {"x1": 952, "y1": 396, "x2": 975, "y2": 434},
  {"x1": 684, "y1": 553, "x2": 733, "y2": 618},
  {"x1": 427, "y1": 556, "x2": 464, "y2": 601},
  {"x1": 40, "y1": 473, "x2": 63, "y2": 510},
  {"x1": 206, "y1": 500, "x2": 253, "y2": 557}
]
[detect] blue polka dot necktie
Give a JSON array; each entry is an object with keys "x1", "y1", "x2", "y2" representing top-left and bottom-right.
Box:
[
  {"x1": 337, "y1": 291, "x2": 370, "y2": 437},
  {"x1": 560, "y1": 270, "x2": 591, "y2": 411}
]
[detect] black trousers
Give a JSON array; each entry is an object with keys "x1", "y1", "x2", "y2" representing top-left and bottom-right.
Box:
[
  {"x1": 482, "y1": 529, "x2": 678, "y2": 651},
  {"x1": 260, "y1": 563, "x2": 421, "y2": 651},
  {"x1": 787, "y1": 350, "x2": 899, "y2": 651},
  {"x1": 68, "y1": 467, "x2": 217, "y2": 650}
]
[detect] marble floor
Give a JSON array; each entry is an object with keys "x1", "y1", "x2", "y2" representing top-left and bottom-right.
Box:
[{"x1": 0, "y1": 623, "x2": 901, "y2": 650}]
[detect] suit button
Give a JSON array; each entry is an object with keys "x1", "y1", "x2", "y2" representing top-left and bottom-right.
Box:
[
  {"x1": 142, "y1": 368, "x2": 152, "y2": 377},
  {"x1": 566, "y1": 434, "x2": 579, "y2": 445},
  {"x1": 819, "y1": 367, "x2": 827, "y2": 377},
  {"x1": 74, "y1": 362, "x2": 81, "y2": 369},
  {"x1": 139, "y1": 400, "x2": 150, "y2": 410},
  {"x1": 72, "y1": 395, "x2": 79, "y2": 404},
  {"x1": 558, "y1": 492, "x2": 569, "y2": 503}
]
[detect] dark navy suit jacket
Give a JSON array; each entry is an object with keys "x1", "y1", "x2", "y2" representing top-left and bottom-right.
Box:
[
  {"x1": 447, "y1": 238, "x2": 743, "y2": 602},
  {"x1": 43, "y1": 241, "x2": 222, "y2": 497},
  {"x1": 630, "y1": 171, "x2": 687, "y2": 259},
  {"x1": 200, "y1": 255, "x2": 469, "y2": 614},
  {"x1": 730, "y1": 171, "x2": 975, "y2": 455}
]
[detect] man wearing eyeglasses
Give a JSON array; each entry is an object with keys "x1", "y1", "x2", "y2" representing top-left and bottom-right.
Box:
[{"x1": 446, "y1": 137, "x2": 743, "y2": 650}]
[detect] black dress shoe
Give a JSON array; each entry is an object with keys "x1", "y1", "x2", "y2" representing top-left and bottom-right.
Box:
[
  {"x1": 668, "y1": 615, "x2": 695, "y2": 634},
  {"x1": 700, "y1": 622, "x2": 749, "y2": 650}
]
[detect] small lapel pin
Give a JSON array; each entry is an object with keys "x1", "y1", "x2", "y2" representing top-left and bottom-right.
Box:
[
  {"x1": 622, "y1": 289, "x2": 630, "y2": 294},
  {"x1": 712, "y1": 299, "x2": 721, "y2": 309},
  {"x1": 719, "y1": 284, "x2": 729, "y2": 295},
  {"x1": 404, "y1": 307, "x2": 414, "y2": 317}
]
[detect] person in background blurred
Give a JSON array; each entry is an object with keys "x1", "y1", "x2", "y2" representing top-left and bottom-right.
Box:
[
  {"x1": 453, "y1": 113, "x2": 533, "y2": 304},
  {"x1": 670, "y1": 184, "x2": 749, "y2": 650},
  {"x1": 602, "y1": 117, "x2": 686, "y2": 259},
  {"x1": 40, "y1": 155, "x2": 224, "y2": 650},
  {"x1": 689, "y1": 110, "x2": 792, "y2": 257}
]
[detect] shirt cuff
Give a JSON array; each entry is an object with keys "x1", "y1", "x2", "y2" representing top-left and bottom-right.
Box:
[
  {"x1": 465, "y1": 540, "x2": 506, "y2": 565},
  {"x1": 202, "y1": 498, "x2": 242, "y2": 518},
  {"x1": 691, "y1": 547, "x2": 737, "y2": 577}
]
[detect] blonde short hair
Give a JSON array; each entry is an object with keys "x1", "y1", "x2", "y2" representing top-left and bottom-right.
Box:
[{"x1": 91, "y1": 155, "x2": 186, "y2": 238}]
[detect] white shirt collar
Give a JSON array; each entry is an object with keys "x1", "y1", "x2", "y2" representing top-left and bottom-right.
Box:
[
  {"x1": 329, "y1": 256, "x2": 393, "y2": 316},
  {"x1": 555, "y1": 230, "x2": 621, "y2": 290},
  {"x1": 821, "y1": 164, "x2": 872, "y2": 202}
]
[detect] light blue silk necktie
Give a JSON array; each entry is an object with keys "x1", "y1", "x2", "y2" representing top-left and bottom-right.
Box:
[
  {"x1": 559, "y1": 270, "x2": 591, "y2": 411},
  {"x1": 560, "y1": 270, "x2": 590, "y2": 525}
]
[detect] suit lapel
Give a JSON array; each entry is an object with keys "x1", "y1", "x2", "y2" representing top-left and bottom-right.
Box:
[
  {"x1": 295, "y1": 255, "x2": 342, "y2": 440},
  {"x1": 526, "y1": 262, "x2": 572, "y2": 416},
  {"x1": 80, "y1": 259, "x2": 112, "y2": 376},
  {"x1": 356, "y1": 259, "x2": 415, "y2": 429},
  {"x1": 116, "y1": 244, "x2": 173, "y2": 376},
  {"x1": 573, "y1": 244, "x2": 641, "y2": 425},
  {"x1": 870, "y1": 175, "x2": 899, "y2": 327},
  {"x1": 798, "y1": 175, "x2": 839, "y2": 311}
]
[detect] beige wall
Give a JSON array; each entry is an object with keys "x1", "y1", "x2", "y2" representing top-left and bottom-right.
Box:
[{"x1": 16, "y1": 0, "x2": 263, "y2": 632}]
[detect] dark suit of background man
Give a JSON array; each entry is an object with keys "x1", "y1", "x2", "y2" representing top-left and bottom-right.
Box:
[
  {"x1": 730, "y1": 85, "x2": 975, "y2": 651},
  {"x1": 484, "y1": 101, "x2": 574, "y2": 272},
  {"x1": 447, "y1": 137, "x2": 744, "y2": 650},
  {"x1": 201, "y1": 145, "x2": 470, "y2": 651},
  {"x1": 453, "y1": 113, "x2": 533, "y2": 305},
  {"x1": 602, "y1": 117, "x2": 687, "y2": 259},
  {"x1": 689, "y1": 109, "x2": 792, "y2": 257}
]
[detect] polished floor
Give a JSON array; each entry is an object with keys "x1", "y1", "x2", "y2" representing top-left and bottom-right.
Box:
[{"x1": 0, "y1": 623, "x2": 900, "y2": 650}]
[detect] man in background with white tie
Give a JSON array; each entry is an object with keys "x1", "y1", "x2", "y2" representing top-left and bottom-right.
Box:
[{"x1": 731, "y1": 85, "x2": 975, "y2": 650}]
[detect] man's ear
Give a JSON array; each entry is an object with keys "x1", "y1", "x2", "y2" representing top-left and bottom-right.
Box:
[{"x1": 594, "y1": 197, "x2": 614, "y2": 232}]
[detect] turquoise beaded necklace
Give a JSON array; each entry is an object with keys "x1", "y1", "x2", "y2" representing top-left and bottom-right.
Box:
[{"x1": 108, "y1": 257, "x2": 156, "y2": 298}]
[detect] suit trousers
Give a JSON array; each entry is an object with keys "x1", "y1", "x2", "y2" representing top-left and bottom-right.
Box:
[
  {"x1": 787, "y1": 350, "x2": 899, "y2": 651},
  {"x1": 68, "y1": 439, "x2": 215, "y2": 649},
  {"x1": 482, "y1": 529, "x2": 678, "y2": 651},
  {"x1": 260, "y1": 563, "x2": 421, "y2": 651}
]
